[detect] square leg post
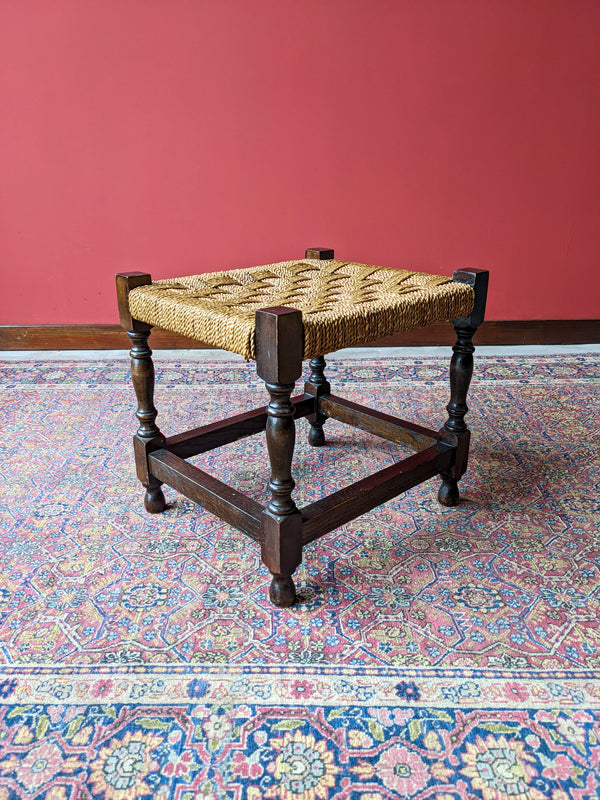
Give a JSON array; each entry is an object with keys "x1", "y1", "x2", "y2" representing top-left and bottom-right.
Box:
[
  {"x1": 116, "y1": 273, "x2": 166, "y2": 514},
  {"x1": 438, "y1": 269, "x2": 489, "y2": 506},
  {"x1": 256, "y1": 306, "x2": 304, "y2": 607},
  {"x1": 303, "y1": 248, "x2": 335, "y2": 447}
]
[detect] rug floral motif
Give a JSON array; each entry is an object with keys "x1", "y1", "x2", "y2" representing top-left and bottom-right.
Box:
[{"x1": 0, "y1": 353, "x2": 599, "y2": 798}]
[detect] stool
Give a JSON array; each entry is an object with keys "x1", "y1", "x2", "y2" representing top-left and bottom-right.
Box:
[{"x1": 116, "y1": 249, "x2": 488, "y2": 607}]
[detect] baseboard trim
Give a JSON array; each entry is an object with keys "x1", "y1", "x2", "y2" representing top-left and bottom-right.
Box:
[{"x1": 1, "y1": 320, "x2": 599, "y2": 350}]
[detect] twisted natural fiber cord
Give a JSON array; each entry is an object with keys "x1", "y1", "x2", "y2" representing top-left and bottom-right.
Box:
[{"x1": 128, "y1": 259, "x2": 474, "y2": 360}]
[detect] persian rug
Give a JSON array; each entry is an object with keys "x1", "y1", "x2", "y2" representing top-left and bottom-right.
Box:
[{"x1": 0, "y1": 352, "x2": 599, "y2": 799}]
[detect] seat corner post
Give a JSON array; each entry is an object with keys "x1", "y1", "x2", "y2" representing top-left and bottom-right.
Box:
[
  {"x1": 115, "y1": 272, "x2": 166, "y2": 514},
  {"x1": 304, "y1": 247, "x2": 334, "y2": 260},
  {"x1": 439, "y1": 269, "x2": 489, "y2": 506},
  {"x1": 256, "y1": 306, "x2": 304, "y2": 607}
]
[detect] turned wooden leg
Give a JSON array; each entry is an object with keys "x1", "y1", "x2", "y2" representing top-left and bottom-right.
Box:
[
  {"x1": 116, "y1": 272, "x2": 166, "y2": 514},
  {"x1": 438, "y1": 269, "x2": 489, "y2": 507},
  {"x1": 127, "y1": 329, "x2": 167, "y2": 513},
  {"x1": 304, "y1": 356, "x2": 330, "y2": 446},
  {"x1": 256, "y1": 306, "x2": 304, "y2": 607},
  {"x1": 438, "y1": 324, "x2": 476, "y2": 506},
  {"x1": 302, "y1": 248, "x2": 335, "y2": 447},
  {"x1": 263, "y1": 377, "x2": 303, "y2": 606}
]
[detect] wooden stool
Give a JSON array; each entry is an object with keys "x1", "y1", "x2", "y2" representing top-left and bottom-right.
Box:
[{"x1": 116, "y1": 249, "x2": 488, "y2": 607}]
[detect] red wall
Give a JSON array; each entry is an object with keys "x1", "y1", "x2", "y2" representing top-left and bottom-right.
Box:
[{"x1": 2, "y1": 0, "x2": 599, "y2": 324}]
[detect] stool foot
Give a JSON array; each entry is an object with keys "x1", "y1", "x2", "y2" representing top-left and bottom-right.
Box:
[
  {"x1": 269, "y1": 575, "x2": 297, "y2": 607},
  {"x1": 438, "y1": 478, "x2": 460, "y2": 507},
  {"x1": 144, "y1": 480, "x2": 166, "y2": 513},
  {"x1": 308, "y1": 424, "x2": 326, "y2": 447}
]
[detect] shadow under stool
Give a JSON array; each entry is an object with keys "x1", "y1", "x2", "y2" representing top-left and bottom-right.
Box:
[{"x1": 116, "y1": 248, "x2": 489, "y2": 607}]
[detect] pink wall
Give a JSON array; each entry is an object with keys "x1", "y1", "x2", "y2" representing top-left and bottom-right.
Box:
[{"x1": 2, "y1": 0, "x2": 599, "y2": 325}]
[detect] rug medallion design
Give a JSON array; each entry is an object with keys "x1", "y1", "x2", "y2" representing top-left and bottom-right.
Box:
[{"x1": 1, "y1": 354, "x2": 599, "y2": 798}]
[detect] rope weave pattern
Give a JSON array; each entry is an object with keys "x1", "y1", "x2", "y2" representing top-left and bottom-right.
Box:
[{"x1": 128, "y1": 260, "x2": 474, "y2": 360}]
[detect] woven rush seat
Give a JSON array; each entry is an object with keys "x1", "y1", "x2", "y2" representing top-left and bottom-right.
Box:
[
  {"x1": 116, "y1": 248, "x2": 489, "y2": 608},
  {"x1": 127, "y1": 259, "x2": 475, "y2": 359}
]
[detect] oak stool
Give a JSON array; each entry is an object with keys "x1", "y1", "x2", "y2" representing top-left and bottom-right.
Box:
[{"x1": 116, "y1": 250, "x2": 488, "y2": 607}]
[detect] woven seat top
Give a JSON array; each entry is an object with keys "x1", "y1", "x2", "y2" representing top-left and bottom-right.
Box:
[{"x1": 128, "y1": 259, "x2": 474, "y2": 360}]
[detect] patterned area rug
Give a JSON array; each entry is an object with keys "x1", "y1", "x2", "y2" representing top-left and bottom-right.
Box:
[{"x1": 1, "y1": 353, "x2": 599, "y2": 799}]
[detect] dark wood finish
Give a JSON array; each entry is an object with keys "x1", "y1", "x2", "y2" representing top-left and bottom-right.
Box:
[
  {"x1": 119, "y1": 273, "x2": 168, "y2": 515},
  {"x1": 304, "y1": 356, "x2": 330, "y2": 446},
  {"x1": 262, "y1": 513, "x2": 303, "y2": 607},
  {"x1": 115, "y1": 272, "x2": 153, "y2": 331},
  {"x1": 255, "y1": 307, "x2": 303, "y2": 517},
  {"x1": 126, "y1": 330, "x2": 161, "y2": 441},
  {"x1": 451, "y1": 268, "x2": 490, "y2": 329},
  {"x1": 442, "y1": 325, "x2": 477, "y2": 438},
  {"x1": 165, "y1": 396, "x2": 314, "y2": 459},
  {"x1": 126, "y1": 346, "x2": 166, "y2": 512},
  {"x1": 320, "y1": 395, "x2": 437, "y2": 452},
  {"x1": 256, "y1": 307, "x2": 304, "y2": 607},
  {"x1": 261, "y1": 378, "x2": 300, "y2": 518},
  {"x1": 149, "y1": 450, "x2": 262, "y2": 540},
  {"x1": 132, "y1": 434, "x2": 166, "y2": 513},
  {"x1": 255, "y1": 306, "x2": 304, "y2": 386},
  {"x1": 438, "y1": 323, "x2": 476, "y2": 506},
  {"x1": 305, "y1": 248, "x2": 335, "y2": 260},
  {"x1": 333, "y1": 318, "x2": 600, "y2": 347},
  {"x1": 302, "y1": 248, "x2": 335, "y2": 445},
  {"x1": 0, "y1": 325, "x2": 207, "y2": 350},
  {"x1": 109, "y1": 261, "x2": 500, "y2": 608},
  {"x1": 3, "y1": 319, "x2": 599, "y2": 350},
  {"x1": 301, "y1": 443, "x2": 453, "y2": 544},
  {"x1": 438, "y1": 269, "x2": 489, "y2": 506}
]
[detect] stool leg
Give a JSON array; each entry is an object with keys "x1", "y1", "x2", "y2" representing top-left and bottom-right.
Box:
[
  {"x1": 263, "y1": 379, "x2": 303, "y2": 605},
  {"x1": 438, "y1": 269, "x2": 489, "y2": 506},
  {"x1": 116, "y1": 272, "x2": 166, "y2": 514},
  {"x1": 256, "y1": 307, "x2": 304, "y2": 607},
  {"x1": 127, "y1": 329, "x2": 167, "y2": 513},
  {"x1": 438, "y1": 324, "x2": 476, "y2": 506},
  {"x1": 304, "y1": 356, "x2": 330, "y2": 446},
  {"x1": 303, "y1": 247, "x2": 335, "y2": 446}
]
